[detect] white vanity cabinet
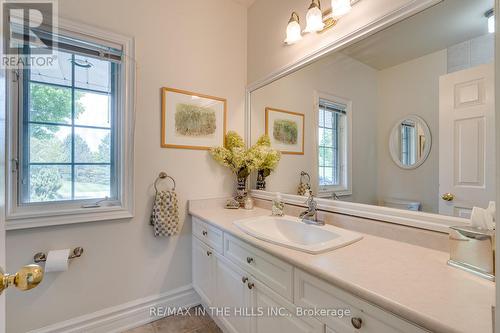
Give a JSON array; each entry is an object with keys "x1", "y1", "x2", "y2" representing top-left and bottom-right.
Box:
[
  {"x1": 192, "y1": 236, "x2": 215, "y2": 306},
  {"x1": 249, "y1": 276, "x2": 324, "y2": 333},
  {"x1": 191, "y1": 216, "x2": 428, "y2": 333},
  {"x1": 214, "y1": 254, "x2": 252, "y2": 333}
]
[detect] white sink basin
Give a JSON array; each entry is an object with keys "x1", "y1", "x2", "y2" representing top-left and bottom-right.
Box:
[{"x1": 233, "y1": 215, "x2": 363, "y2": 254}]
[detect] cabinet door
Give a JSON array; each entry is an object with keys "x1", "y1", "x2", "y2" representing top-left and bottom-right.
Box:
[
  {"x1": 192, "y1": 236, "x2": 215, "y2": 305},
  {"x1": 215, "y1": 254, "x2": 252, "y2": 333},
  {"x1": 250, "y1": 278, "x2": 324, "y2": 333}
]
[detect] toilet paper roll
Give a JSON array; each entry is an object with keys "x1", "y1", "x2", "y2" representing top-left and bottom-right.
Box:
[{"x1": 45, "y1": 249, "x2": 70, "y2": 272}]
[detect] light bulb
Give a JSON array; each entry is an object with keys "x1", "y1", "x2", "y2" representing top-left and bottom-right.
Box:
[
  {"x1": 331, "y1": 0, "x2": 351, "y2": 19},
  {"x1": 304, "y1": 2, "x2": 325, "y2": 33},
  {"x1": 285, "y1": 12, "x2": 302, "y2": 45},
  {"x1": 488, "y1": 14, "x2": 495, "y2": 33}
]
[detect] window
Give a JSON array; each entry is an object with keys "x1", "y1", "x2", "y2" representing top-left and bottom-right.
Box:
[
  {"x1": 400, "y1": 121, "x2": 417, "y2": 166},
  {"x1": 317, "y1": 96, "x2": 351, "y2": 196},
  {"x1": 7, "y1": 21, "x2": 134, "y2": 229},
  {"x1": 21, "y1": 51, "x2": 116, "y2": 203}
]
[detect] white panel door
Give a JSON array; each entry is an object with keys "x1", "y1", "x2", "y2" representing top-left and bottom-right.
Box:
[{"x1": 439, "y1": 64, "x2": 495, "y2": 217}]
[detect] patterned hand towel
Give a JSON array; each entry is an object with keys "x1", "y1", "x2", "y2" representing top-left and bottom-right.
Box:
[{"x1": 150, "y1": 190, "x2": 179, "y2": 236}]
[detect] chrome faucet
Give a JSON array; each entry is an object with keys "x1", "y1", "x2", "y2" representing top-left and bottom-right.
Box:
[{"x1": 299, "y1": 191, "x2": 324, "y2": 226}]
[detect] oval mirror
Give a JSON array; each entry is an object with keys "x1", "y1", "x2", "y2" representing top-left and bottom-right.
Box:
[{"x1": 389, "y1": 115, "x2": 431, "y2": 170}]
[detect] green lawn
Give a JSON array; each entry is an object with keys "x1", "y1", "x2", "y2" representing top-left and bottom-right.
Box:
[{"x1": 59, "y1": 181, "x2": 109, "y2": 199}]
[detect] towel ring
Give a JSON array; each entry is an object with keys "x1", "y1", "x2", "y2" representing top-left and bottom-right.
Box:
[{"x1": 154, "y1": 172, "x2": 176, "y2": 193}]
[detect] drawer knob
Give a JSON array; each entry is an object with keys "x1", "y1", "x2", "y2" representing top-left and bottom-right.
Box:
[
  {"x1": 247, "y1": 282, "x2": 255, "y2": 290},
  {"x1": 242, "y1": 277, "x2": 248, "y2": 284},
  {"x1": 206, "y1": 251, "x2": 212, "y2": 257},
  {"x1": 351, "y1": 317, "x2": 363, "y2": 329},
  {"x1": 246, "y1": 257, "x2": 254, "y2": 264},
  {"x1": 202, "y1": 231, "x2": 208, "y2": 236}
]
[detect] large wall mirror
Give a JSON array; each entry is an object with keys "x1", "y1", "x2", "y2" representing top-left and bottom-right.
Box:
[{"x1": 249, "y1": 0, "x2": 495, "y2": 221}]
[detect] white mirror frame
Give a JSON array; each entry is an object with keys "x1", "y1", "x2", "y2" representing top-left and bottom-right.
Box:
[
  {"x1": 389, "y1": 115, "x2": 432, "y2": 170},
  {"x1": 246, "y1": 0, "x2": 469, "y2": 233}
]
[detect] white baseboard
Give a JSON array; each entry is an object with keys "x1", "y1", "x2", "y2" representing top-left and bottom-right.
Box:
[{"x1": 28, "y1": 285, "x2": 201, "y2": 333}]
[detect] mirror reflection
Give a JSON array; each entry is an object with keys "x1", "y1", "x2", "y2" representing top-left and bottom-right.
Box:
[
  {"x1": 389, "y1": 116, "x2": 431, "y2": 169},
  {"x1": 250, "y1": 0, "x2": 495, "y2": 218}
]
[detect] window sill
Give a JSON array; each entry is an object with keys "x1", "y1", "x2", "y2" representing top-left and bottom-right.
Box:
[
  {"x1": 317, "y1": 189, "x2": 352, "y2": 198},
  {"x1": 5, "y1": 206, "x2": 134, "y2": 230}
]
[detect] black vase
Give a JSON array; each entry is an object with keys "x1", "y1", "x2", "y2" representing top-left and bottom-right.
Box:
[
  {"x1": 256, "y1": 170, "x2": 266, "y2": 190},
  {"x1": 235, "y1": 177, "x2": 247, "y2": 207}
]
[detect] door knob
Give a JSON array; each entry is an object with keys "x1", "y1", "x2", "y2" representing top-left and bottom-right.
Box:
[
  {"x1": 442, "y1": 193, "x2": 455, "y2": 202},
  {"x1": 0, "y1": 264, "x2": 44, "y2": 295}
]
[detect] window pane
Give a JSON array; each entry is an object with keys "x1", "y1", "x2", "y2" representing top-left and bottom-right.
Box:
[
  {"x1": 29, "y1": 83, "x2": 72, "y2": 124},
  {"x1": 29, "y1": 165, "x2": 71, "y2": 202},
  {"x1": 318, "y1": 147, "x2": 325, "y2": 166},
  {"x1": 324, "y1": 111, "x2": 333, "y2": 128},
  {"x1": 324, "y1": 167, "x2": 334, "y2": 185},
  {"x1": 75, "y1": 90, "x2": 111, "y2": 128},
  {"x1": 29, "y1": 124, "x2": 71, "y2": 163},
  {"x1": 324, "y1": 148, "x2": 334, "y2": 167},
  {"x1": 30, "y1": 50, "x2": 72, "y2": 87},
  {"x1": 319, "y1": 167, "x2": 325, "y2": 186},
  {"x1": 74, "y1": 128, "x2": 111, "y2": 163},
  {"x1": 322, "y1": 128, "x2": 333, "y2": 147},
  {"x1": 75, "y1": 165, "x2": 110, "y2": 199},
  {"x1": 74, "y1": 55, "x2": 111, "y2": 92},
  {"x1": 318, "y1": 109, "x2": 324, "y2": 126}
]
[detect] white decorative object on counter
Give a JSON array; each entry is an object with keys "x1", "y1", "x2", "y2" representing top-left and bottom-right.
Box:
[{"x1": 272, "y1": 192, "x2": 284, "y2": 216}]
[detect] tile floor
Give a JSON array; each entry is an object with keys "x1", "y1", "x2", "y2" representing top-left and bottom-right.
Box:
[{"x1": 124, "y1": 306, "x2": 222, "y2": 333}]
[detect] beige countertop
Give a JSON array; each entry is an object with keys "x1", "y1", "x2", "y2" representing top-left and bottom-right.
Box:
[{"x1": 189, "y1": 202, "x2": 495, "y2": 333}]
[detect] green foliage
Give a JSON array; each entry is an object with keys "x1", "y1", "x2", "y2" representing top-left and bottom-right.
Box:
[
  {"x1": 30, "y1": 167, "x2": 63, "y2": 201},
  {"x1": 273, "y1": 119, "x2": 298, "y2": 145},
  {"x1": 95, "y1": 133, "x2": 111, "y2": 163},
  {"x1": 29, "y1": 83, "x2": 85, "y2": 139},
  {"x1": 175, "y1": 104, "x2": 217, "y2": 136}
]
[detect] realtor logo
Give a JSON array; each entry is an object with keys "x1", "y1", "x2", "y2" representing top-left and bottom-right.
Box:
[{"x1": 1, "y1": 0, "x2": 57, "y2": 68}]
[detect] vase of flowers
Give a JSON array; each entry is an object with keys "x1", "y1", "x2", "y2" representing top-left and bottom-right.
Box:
[
  {"x1": 248, "y1": 135, "x2": 281, "y2": 191},
  {"x1": 210, "y1": 131, "x2": 254, "y2": 205}
]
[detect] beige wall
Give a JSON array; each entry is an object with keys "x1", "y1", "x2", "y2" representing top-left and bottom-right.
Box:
[
  {"x1": 247, "y1": 0, "x2": 424, "y2": 84},
  {"x1": 377, "y1": 50, "x2": 447, "y2": 213},
  {"x1": 250, "y1": 52, "x2": 379, "y2": 204},
  {"x1": 5, "y1": 0, "x2": 247, "y2": 332}
]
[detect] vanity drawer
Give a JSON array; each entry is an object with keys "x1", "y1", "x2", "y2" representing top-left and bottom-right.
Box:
[
  {"x1": 294, "y1": 269, "x2": 428, "y2": 333},
  {"x1": 224, "y1": 233, "x2": 293, "y2": 301},
  {"x1": 192, "y1": 216, "x2": 223, "y2": 254}
]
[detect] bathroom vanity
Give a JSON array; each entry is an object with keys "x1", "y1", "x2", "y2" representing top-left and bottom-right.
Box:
[{"x1": 189, "y1": 199, "x2": 494, "y2": 333}]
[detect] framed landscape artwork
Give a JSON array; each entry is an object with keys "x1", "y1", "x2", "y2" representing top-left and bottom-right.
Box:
[
  {"x1": 265, "y1": 107, "x2": 304, "y2": 155},
  {"x1": 161, "y1": 87, "x2": 227, "y2": 150}
]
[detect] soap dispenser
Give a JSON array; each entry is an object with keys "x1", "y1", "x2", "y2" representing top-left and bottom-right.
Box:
[{"x1": 272, "y1": 192, "x2": 284, "y2": 216}]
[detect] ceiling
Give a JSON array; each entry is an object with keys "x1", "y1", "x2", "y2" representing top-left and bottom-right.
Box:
[{"x1": 342, "y1": 0, "x2": 493, "y2": 70}]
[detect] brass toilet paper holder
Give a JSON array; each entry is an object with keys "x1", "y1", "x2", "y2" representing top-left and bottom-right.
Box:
[{"x1": 33, "y1": 247, "x2": 84, "y2": 263}]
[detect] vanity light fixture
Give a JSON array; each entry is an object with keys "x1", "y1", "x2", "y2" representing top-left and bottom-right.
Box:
[
  {"x1": 304, "y1": 0, "x2": 325, "y2": 33},
  {"x1": 285, "y1": 12, "x2": 303, "y2": 45},
  {"x1": 331, "y1": 0, "x2": 352, "y2": 19},
  {"x1": 485, "y1": 9, "x2": 495, "y2": 34},
  {"x1": 285, "y1": 0, "x2": 357, "y2": 45}
]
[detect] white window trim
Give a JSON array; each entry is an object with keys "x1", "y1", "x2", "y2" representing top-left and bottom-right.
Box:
[
  {"x1": 5, "y1": 18, "x2": 135, "y2": 230},
  {"x1": 314, "y1": 91, "x2": 352, "y2": 197}
]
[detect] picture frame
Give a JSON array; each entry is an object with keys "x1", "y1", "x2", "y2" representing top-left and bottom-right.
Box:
[
  {"x1": 161, "y1": 87, "x2": 227, "y2": 150},
  {"x1": 265, "y1": 107, "x2": 305, "y2": 155}
]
